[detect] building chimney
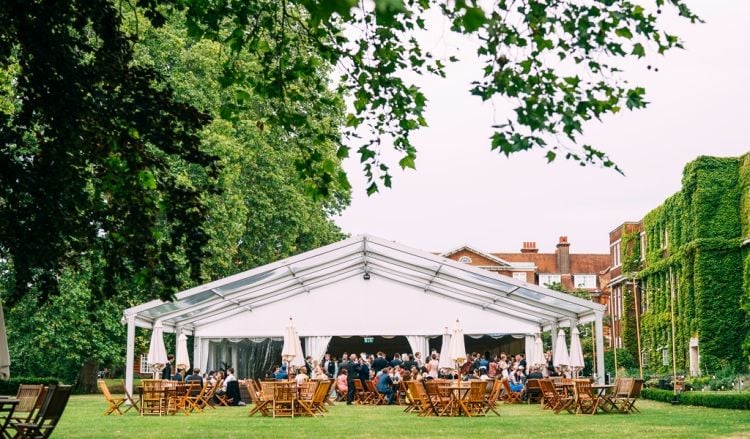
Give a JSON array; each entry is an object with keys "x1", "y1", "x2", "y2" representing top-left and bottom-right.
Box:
[
  {"x1": 520, "y1": 241, "x2": 538, "y2": 253},
  {"x1": 556, "y1": 236, "x2": 570, "y2": 274}
]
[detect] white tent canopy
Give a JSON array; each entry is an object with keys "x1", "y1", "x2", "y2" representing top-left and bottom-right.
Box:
[{"x1": 123, "y1": 234, "x2": 605, "y2": 392}]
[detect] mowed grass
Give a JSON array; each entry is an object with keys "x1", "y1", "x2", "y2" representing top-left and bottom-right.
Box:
[{"x1": 53, "y1": 395, "x2": 750, "y2": 438}]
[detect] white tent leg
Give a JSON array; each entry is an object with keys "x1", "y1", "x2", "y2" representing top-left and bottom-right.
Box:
[
  {"x1": 595, "y1": 311, "x2": 605, "y2": 384},
  {"x1": 125, "y1": 315, "x2": 135, "y2": 396}
]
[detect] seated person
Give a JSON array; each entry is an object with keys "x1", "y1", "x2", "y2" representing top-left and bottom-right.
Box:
[
  {"x1": 376, "y1": 367, "x2": 396, "y2": 404},
  {"x1": 296, "y1": 366, "x2": 310, "y2": 385},
  {"x1": 509, "y1": 366, "x2": 526, "y2": 394},
  {"x1": 336, "y1": 369, "x2": 349, "y2": 397},
  {"x1": 275, "y1": 366, "x2": 288, "y2": 380},
  {"x1": 185, "y1": 368, "x2": 203, "y2": 386}
]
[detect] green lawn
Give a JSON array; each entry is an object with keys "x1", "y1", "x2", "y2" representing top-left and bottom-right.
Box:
[{"x1": 53, "y1": 395, "x2": 750, "y2": 438}]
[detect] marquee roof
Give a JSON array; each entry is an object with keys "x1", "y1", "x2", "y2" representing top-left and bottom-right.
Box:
[{"x1": 123, "y1": 235, "x2": 604, "y2": 337}]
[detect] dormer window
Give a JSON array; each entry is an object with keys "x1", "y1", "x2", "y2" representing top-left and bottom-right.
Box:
[{"x1": 458, "y1": 256, "x2": 472, "y2": 264}]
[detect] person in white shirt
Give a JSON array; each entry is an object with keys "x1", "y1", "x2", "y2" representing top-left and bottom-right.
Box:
[{"x1": 295, "y1": 366, "x2": 310, "y2": 385}]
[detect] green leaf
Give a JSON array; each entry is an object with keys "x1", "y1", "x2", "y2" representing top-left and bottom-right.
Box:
[
  {"x1": 399, "y1": 155, "x2": 416, "y2": 169},
  {"x1": 632, "y1": 43, "x2": 645, "y2": 58},
  {"x1": 462, "y1": 7, "x2": 487, "y2": 32},
  {"x1": 616, "y1": 27, "x2": 633, "y2": 39}
]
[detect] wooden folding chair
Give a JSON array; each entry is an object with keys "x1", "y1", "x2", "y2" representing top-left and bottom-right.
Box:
[
  {"x1": 366, "y1": 381, "x2": 386, "y2": 405},
  {"x1": 12, "y1": 385, "x2": 45, "y2": 424},
  {"x1": 423, "y1": 381, "x2": 451, "y2": 416},
  {"x1": 11, "y1": 385, "x2": 72, "y2": 439},
  {"x1": 312, "y1": 380, "x2": 331, "y2": 415},
  {"x1": 614, "y1": 379, "x2": 643, "y2": 414},
  {"x1": 97, "y1": 380, "x2": 128, "y2": 415},
  {"x1": 199, "y1": 379, "x2": 223, "y2": 410},
  {"x1": 296, "y1": 381, "x2": 318, "y2": 416},
  {"x1": 140, "y1": 379, "x2": 167, "y2": 416},
  {"x1": 272, "y1": 382, "x2": 295, "y2": 418},
  {"x1": 461, "y1": 381, "x2": 492, "y2": 417},
  {"x1": 353, "y1": 380, "x2": 371, "y2": 405},
  {"x1": 121, "y1": 380, "x2": 140, "y2": 414},
  {"x1": 539, "y1": 379, "x2": 574, "y2": 414},
  {"x1": 526, "y1": 379, "x2": 543, "y2": 404},
  {"x1": 573, "y1": 379, "x2": 601, "y2": 415},
  {"x1": 407, "y1": 381, "x2": 436, "y2": 417},
  {"x1": 502, "y1": 379, "x2": 523, "y2": 404},
  {"x1": 245, "y1": 381, "x2": 270, "y2": 417}
]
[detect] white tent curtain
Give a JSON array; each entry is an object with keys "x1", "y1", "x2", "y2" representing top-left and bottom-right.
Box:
[
  {"x1": 524, "y1": 335, "x2": 535, "y2": 362},
  {"x1": 406, "y1": 336, "x2": 429, "y2": 360},
  {"x1": 304, "y1": 336, "x2": 332, "y2": 364}
]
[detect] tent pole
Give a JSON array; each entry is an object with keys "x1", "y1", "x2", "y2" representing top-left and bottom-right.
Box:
[
  {"x1": 125, "y1": 315, "x2": 136, "y2": 397},
  {"x1": 594, "y1": 311, "x2": 605, "y2": 384}
]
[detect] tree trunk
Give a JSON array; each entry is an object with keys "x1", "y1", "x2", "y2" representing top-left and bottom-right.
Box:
[{"x1": 77, "y1": 358, "x2": 99, "y2": 394}]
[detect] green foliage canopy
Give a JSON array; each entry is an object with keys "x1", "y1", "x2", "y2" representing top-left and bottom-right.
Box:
[{"x1": 0, "y1": 0, "x2": 699, "y2": 304}]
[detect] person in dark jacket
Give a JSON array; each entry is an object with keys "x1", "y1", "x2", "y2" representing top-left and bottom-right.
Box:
[
  {"x1": 341, "y1": 354, "x2": 360, "y2": 405},
  {"x1": 372, "y1": 352, "x2": 388, "y2": 374}
]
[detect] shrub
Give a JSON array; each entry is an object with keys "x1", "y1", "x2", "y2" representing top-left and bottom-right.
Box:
[
  {"x1": 642, "y1": 388, "x2": 750, "y2": 410},
  {"x1": 0, "y1": 377, "x2": 60, "y2": 396}
]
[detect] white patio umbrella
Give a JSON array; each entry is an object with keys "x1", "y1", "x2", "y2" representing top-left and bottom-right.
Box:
[
  {"x1": 447, "y1": 319, "x2": 467, "y2": 376},
  {"x1": 438, "y1": 327, "x2": 453, "y2": 370},
  {"x1": 175, "y1": 332, "x2": 190, "y2": 373},
  {"x1": 147, "y1": 323, "x2": 168, "y2": 379},
  {"x1": 533, "y1": 335, "x2": 546, "y2": 368},
  {"x1": 281, "y1": 318, "x2": 301, "y2": 371},
  {"x1": 292, "y1": 329, "x2": 306, "y2": 369},
  {"x1": 553, "y1": 329, "x2": 569, "y2": 372},
  {"x1": 0, "y1": 303, "x2": 10, "y2": 379},
  {"x1": 568, "y1": 327, "x2": 585, "y2": 377}
]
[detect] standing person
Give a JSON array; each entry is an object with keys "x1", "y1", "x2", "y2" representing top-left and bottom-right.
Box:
[
  {"x1": 336, "y1": 369, "x2": 349, "y2": 399},
  {"x1": 373, "y1": 352, "x2": 388, "y2": 374},
  {"x1": 428, "y1": 353, "x2": 439, "y2": 379},
  {"x1": 358, "y1": 357, "x2": 371, "y2": 391},
  {"x1": 390, "y1": 353, "x2": 403, "y2": 368},
  {"x1": 342, "y1": 354, "x2": 360, "y2": 405},
  {"x1": 324, "y1": 353, "x2": 335, "y2": 378},
  {"x1": 162, "y1": 354, "x2": 174, "y2": 379},
  {"x1": 414, "y1": 352, "x2": 425, "y2": 368}
]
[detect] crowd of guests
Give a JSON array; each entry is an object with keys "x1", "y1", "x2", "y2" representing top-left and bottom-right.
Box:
[{"x1": 262, "y1": 348, "x2": 568, "y2": 404}]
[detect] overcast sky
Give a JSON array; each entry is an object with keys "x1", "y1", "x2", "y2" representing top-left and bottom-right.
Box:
[{"x1": 334, "y1": 1, "x2": 750, "y2": 255}]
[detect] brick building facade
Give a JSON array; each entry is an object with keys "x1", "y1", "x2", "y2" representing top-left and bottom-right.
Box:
[{"x1": 441, "y1": 236, "x2": 611, "y2": 307}]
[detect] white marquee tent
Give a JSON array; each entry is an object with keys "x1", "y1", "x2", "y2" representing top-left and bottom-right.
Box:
[{"x1": 122, "y1": 235, "x2": 605, "y2": 393}]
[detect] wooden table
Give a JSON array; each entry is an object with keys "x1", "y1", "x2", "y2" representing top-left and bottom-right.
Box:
[{"x1": 438, "y1": 385, "x2": 471, "y2": 416}]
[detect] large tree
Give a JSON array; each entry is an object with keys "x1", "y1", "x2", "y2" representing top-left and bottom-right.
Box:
[
  {"x1": 2, "y1": 10, "x2": 349, "y2": 387},
  {"x1": 0, "y1": 0, "x2": 698, "y2": 305}
]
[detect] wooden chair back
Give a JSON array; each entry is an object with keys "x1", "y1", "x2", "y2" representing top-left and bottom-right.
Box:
[
  {"x1": 15, "y1": 384, "x2": 45, "y2": 414},
  {"x1": 526, "y1": 378, "x2": 543, "y2": 404},
  {"x1": 407, "y1": 381, "x2": 434, "y2": 416},
  {"x1": 272, "y1": 381, "x2": 296, "y2": 418},
  {"x1": 13, "y1": 385, "x2": 72, "y2": 438}
]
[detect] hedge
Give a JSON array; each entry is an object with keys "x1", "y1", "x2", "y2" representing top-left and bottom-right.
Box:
[
  {"x1": 0, "y1": 377, "x2": 60, "y2": 396},
  {"x1": 642, "y1": 388, "x2": 750, "y2": 410}
]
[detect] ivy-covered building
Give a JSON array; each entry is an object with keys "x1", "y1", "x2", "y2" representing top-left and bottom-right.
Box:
[{"x1": 608, "y1": 154, "x2": 750, "y2": 376}]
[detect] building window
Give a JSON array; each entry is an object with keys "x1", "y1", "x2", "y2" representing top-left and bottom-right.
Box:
[
  {"x1": 512, "y1": 272, "x2": 527, "y2": 282},
  {"x1": 611, "y1": 241, "x2": 621, "y2": 267},
  {"x1": 458, "y1": 256, "x2": 472, "y2": 264},
  {"x1": 140, "y1": 355, "x2": 153, "y2": 374},
  {"x1": 539, "y1": 274, "x2": 561, "y2": 287},
  {"x1": 573, "y1": 274, "x2": 597, "y2": 289},
  {"x1": 642, "y1": 351, "x2": 649, "y2": 368},
  {"x1": 640, "y1": 232, "x2": 646, "y2": 260},
  {"x1": 662, "y1": 348, "x2": 670, "y2": 366},
  {"x1": 661, "y1": 227, "x2": 668, "y2": 249}
]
